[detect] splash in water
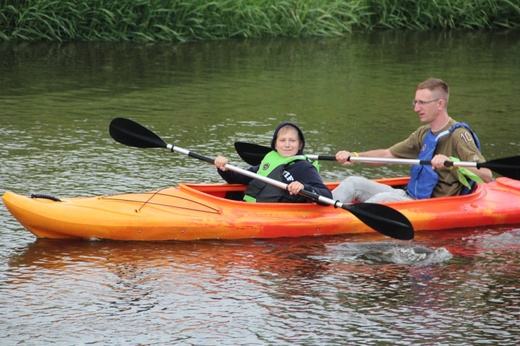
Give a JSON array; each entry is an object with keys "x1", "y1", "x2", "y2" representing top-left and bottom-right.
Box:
[{"x1": 328, "y1": 242, "x2": 453, "y2": 266}]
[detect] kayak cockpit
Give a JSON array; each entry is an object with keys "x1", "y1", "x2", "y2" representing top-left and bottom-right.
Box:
[
  {"x1": 181, "y1": 176, "x2": 489, "y2": 205},
  {"x1": 180, "y1": 177, "x2": 412, "y2": 202}
]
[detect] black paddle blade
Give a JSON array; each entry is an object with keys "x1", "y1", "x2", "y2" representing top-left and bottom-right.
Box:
[
  {"x1": 343, "y1": 203, "x2": 414, "y2": 240},
  {"x1": 234, "y1": 141, "x2": 271, "y2": 166},
  {"x1": 482, "y1": 155, "x2": 520, "y2": 180},
  {"x1": 109, "y1": 118, "x2": 167, "y2": 149}
]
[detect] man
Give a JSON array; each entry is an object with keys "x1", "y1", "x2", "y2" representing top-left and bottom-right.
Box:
[{"x1": 333, "y1": 78, "x2": 493, "y2": 203}]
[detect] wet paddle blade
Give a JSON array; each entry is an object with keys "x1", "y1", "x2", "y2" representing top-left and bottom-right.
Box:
[
  {"x1": 481, "y1": 155, "x2": 520, "y2": 180},
  {"x1": 299, "y1": 190, "x2": 414, "y2": 240},
  {"x1": 234, "y1": 141, "x2": 270, "y2": 166},
  {"x1": 343, "y1": 203, "x2": 415, "y2": 240},
  {"x1": 109, "y1": 118, "x2": 167, "y2": 149}
]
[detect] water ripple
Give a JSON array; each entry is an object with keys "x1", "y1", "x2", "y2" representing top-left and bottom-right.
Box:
[{"x1": 327, "y1": 242, "x2": 453, "y2": 266}]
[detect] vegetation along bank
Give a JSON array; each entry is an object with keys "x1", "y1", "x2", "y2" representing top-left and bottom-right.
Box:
[{"x1": 1, "y1": 0, "x2": 519, "y2": 42}]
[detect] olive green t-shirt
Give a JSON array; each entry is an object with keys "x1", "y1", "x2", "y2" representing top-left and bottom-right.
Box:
[{"x1": 389, "y1": 119, "x2": 486, "y2": 197}]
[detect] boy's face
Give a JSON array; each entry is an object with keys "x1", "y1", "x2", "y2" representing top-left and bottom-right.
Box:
[{"x1": 275, "y1": 127, "x2": 302, "y2": 157}]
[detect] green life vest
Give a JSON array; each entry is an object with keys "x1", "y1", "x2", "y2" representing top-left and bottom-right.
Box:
[{"x1": 243, "y1": 151, "x2": 318, "y2": 203}]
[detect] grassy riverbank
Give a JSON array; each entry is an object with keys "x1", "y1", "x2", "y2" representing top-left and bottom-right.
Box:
[{"x1": 1, "y1": 0, "x2": 519, "y2": 42}]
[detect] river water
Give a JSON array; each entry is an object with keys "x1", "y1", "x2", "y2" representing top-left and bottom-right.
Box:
[{"x1": 1, "y1": 31, "x2": 519, "y2": 345}]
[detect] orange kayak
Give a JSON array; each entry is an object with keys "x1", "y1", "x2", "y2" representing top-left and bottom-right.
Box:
[{"x1": 3, "y1": 177, "x2": 520, "y2": 241}]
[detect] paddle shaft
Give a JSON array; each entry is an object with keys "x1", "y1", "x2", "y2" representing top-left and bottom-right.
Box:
[
  {"x1": 168, "y1": 144, "x2": 336, "y2": 206},
  {"x1": 305, "y1": 154, "x2": 491, "y2": 168},
  {"x1": 234, "y1": 142, "x2": 518, "y2": 179},
  {"x1": 349, "y1": 156, "x2": 491, "y2": 169},
  {"x1": 313, "y1": 155, "x2": 519, "y2": 179}
]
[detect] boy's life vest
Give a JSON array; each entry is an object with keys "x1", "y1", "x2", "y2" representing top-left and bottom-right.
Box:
[{"x1": 244, "y1": 150, "x2": 319, "y2": 202}]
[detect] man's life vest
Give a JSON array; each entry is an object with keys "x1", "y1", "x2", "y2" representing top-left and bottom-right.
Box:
[{"x1": 406, "y1": 122, "x2": 482, "y2": 199}]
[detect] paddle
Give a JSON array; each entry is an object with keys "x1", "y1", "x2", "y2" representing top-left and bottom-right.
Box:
[
  {"x1": 235, "y1": 141, "x2": 335, "y2": 165},
  {"x1": 109, "y1": 118, "x2": 414, "y2": 240},
  {"x1": 235, "y1": 141, "x2": 520, "y2": 180}
]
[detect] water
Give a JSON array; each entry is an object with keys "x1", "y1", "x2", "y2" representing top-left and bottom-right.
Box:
[
  {"x1": 2, "y1": 230, "x2": 519, "y2": 345},
  {"x1": 1, "y1": 31, "x2": 519, "y2": 345}
]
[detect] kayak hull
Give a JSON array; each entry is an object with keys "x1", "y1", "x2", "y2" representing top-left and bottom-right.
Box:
[{"x1": 3, "y1": 177, "x2": 520, "y2": 241}]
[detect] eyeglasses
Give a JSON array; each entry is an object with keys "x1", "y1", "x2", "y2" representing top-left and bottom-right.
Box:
[{"x1": 412, "y1": 99, "x2": 439, "y2": 107}]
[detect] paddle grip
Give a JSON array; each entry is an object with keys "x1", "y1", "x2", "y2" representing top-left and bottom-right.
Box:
[
  {"x1": 317, "y1": 155, "x2": 336, "y2": 161},
  {"x1": 298, "y1": 189, "x2": 321, "y2": 202},
  {"x1": 188, "y1": 152, "x2": 214, "y2": 164}
]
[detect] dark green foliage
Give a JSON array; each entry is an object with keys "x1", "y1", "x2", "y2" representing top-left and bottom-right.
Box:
[{"x1": 1, "y1": 0, "x2": 519, "y2": 42}]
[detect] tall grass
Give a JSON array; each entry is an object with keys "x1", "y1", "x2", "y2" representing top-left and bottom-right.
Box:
[{"x1": 1, "y1": 0, "x2": 519, "y2": 42}]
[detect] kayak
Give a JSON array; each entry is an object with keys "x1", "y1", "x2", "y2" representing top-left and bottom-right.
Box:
[{"x1": 3, "y1": 176, "x2": 520, "y2": 241}]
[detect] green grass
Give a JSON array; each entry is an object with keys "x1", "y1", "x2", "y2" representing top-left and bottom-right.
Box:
[{"x1": 1, "y1": 0, "x2": 519, "y2": 42}]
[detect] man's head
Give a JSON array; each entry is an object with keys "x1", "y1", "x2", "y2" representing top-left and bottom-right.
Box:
[
  {"x1": 413, "y1": 78, "x2": 450, "y2": 124},
  {"x1": 417, "y1": 78, "x2": 450, "y2": 105}
]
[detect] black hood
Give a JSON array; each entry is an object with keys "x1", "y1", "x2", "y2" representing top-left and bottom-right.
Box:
[{"x1": 270, "y1": 122, "x2": 305, "y2": 155}]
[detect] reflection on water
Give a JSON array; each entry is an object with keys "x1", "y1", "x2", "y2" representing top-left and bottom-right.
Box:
[
  {"x1": 1, "y1": 32, "x2": 520, "y2": 344},
  {"x1": 2, "y1": 228, "x2": 519, "y2": 345}
]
